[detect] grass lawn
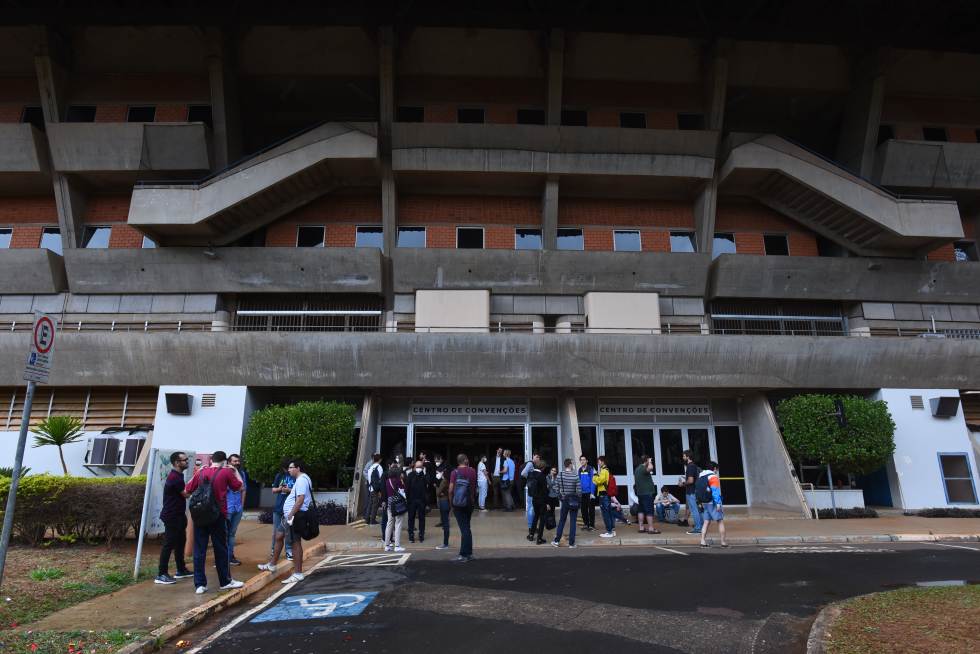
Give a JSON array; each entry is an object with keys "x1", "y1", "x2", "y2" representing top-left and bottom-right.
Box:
[
  {"x1": 827, "y1": 584, "x2": 980, "y2": 654},
  {"x1": 0, "y1": 545, "x2": 152, "y2": 653}
]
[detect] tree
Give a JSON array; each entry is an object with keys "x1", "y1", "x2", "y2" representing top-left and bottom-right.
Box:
[
  {"x1": 0, "y1": 466, "x2": 30, "y2": 478},
  {"x1": 242, "y1": 401, "x2": 357, "y2": 484},
  {"x1": 31, "y1": 416, "x2": 85, "y2": 476},
  {"x1": 776, "y1": 394, "x2": 896, "y2": 476}
]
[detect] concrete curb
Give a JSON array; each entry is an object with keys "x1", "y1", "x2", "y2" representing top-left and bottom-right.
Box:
[
  {"x1": 805, "y1": 598, "x2": 846, "y2": 654},
  {"x1": 114, "y1": 541, "x2": 327, "y2": 654}
]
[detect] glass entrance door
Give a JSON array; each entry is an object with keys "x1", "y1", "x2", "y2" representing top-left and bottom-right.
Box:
[{"x1": 598, "y1": 427, "x2": 653, "y2": 504}]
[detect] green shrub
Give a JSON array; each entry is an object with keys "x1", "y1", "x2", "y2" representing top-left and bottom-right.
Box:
[
  {"x1": 0, "y1": 475, "x2": 145, "y2": 546},
  {"x1": 776, "y1": 394, "x2": 896, "y2": 476},
  {"x1": 30, "y1": 567, "x2": 65, "y2": 581},
  {"x1": 242, "y1": 401, "x2": 356, "y2": 483}
]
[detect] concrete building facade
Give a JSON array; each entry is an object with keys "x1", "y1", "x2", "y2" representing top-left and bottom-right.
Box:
[{"x1": 2, "y1": 2, "x2": 980, "y2": 514}]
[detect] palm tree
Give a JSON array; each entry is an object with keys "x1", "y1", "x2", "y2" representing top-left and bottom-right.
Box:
[
  {"x1": 31, "y1": 416, "x2": 84, "y2": 475},
  {"x1": 0, "y1": 466, "x2": 30, "y2": 478}
]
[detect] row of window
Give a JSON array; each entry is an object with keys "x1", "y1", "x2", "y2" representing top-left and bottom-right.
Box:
[
  {"x1": 19, "y1": 105, "x2": 213, "y2": 131},
  {"x1": 877, "y1": 123, "x2": 980, "y2": 145},
  {"x1": 295, "y1": 225, "x2": 791, "y2": 255},
  {"x1": 0, "y1": 226, "x2": 155, "y2": 252},
  {"x1": 396, "y1": 105, "x2": 706, "y2": 130}
]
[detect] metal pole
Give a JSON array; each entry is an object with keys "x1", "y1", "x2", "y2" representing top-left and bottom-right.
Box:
[
  {"x1": 133, "y1": 447, "x2": 157, "y2": 580},
  {"x1": 0, "y1": 381, "x2": 37, "y2": 588},
  {"x1": 826, "y1": 463, "x2": 838, "y2": 518}
]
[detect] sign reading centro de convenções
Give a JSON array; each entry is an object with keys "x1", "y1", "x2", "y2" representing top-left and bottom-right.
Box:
[
  {"x1": 23, "y1": 311, "x2": 57, "y2": 385},
  {"x1": 412, "y1": 404, "x2": 528, "y2": 417},
  {"x1": 598, "y1": 404, "x2": 710, "y2": 417}
]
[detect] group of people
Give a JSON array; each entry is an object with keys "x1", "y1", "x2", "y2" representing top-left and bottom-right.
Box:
[
  {"x1": 156, "y1": 451, "x2": 316, "y2": 594},
  {"x1": 363, "y1": 447, "x2": 727, "y2": 551}
]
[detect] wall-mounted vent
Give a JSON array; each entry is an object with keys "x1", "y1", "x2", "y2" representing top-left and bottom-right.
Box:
[
  {"x1": 201, "y1": 393, "x2": 217, "y2": 408},
  {"x1": 910, "y1": 395, "x2": 924, "y2": 409}
]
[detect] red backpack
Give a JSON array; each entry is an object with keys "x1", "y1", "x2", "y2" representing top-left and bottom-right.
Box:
[{"x1": 606, "y1": 473, "x2": 618, "y2": 498}]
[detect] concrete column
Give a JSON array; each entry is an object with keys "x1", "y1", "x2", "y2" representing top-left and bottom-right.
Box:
[
  {"x1": 558, "y1": 394, "x2": 582, "y2": 462},
  {"x1": 546, "y1": 29, "x2": 564, "y2": 126},
  {"x1": 206, "y1": 29, "x2": 243, "y2": 171},
  {"x1": 542, "y1": 177, "x2": 559, "y2": 250},
  {"x1": 350, "y1": 393, "x2": 379, "y2": 519},
  {"x1": 379, "y1": 27, "x2": 398, "y2": 256},
  {"x1": 836, "y1": 54, "x2": 886, "y2": 179},
  {"x1": 694, "y1": 177, "x2": 718, "y2": 257},
  {"x1": 704, "y1": 50, "x2": 729, "y2": 132}
]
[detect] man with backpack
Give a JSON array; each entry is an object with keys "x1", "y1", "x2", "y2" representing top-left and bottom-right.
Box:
[
  {"x1": 364, "y1": 454, "x2": 383, "y2": 525},
  {"x1": 281, "y1": 459, "x2": 314, "y2": 582},
  {"x1": 526, "y1": 460, "x2": 550, "y2": 544},
  {"x1": 552, "y1": 458, "x2": 582, "y2": 548},
  {"x1": 681, "y1": 450, "x2": 703, "y2": 535},
  {"x1": 183, "y1": 450, "x2": 244, "y2": 594},
  {"x1": 592, "y1": 456, "x2": 616, "y2": 538},
  {"x1": 449, "y1": 453, "x2": 477, "y2": 562},
  {"x1": 696, "y1": 461, "x2": 727, "y2": 548}
]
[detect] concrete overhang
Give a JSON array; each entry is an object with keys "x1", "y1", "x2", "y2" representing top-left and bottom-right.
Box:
[
  {"x1": 47, "y1": 122, "x2": 211, "y2": 174},
  {"x1": 127, "y1": 122, "x2": 379, "y2": 246},
  {"x1": 0, "y1": 123, "x2": 51, "y2": 194},
  {"x1": 392, "y1": 248, "x2": 710, "y2": 296},
  {"x1": 719, "y1": 134, "x2": 963, "y2": 257},
  {"x1": 392, "y1": 123, "x2": 717, "y2": 183},
  {"x1": 709, "y1": 254, "x2": 980, "y2": 304},
  {"x1": 0, "y1": 249, "x2": 67, "y2": 294},
  {"x1": 63, "y1": 247, "x2": 383, "y2": 295},
  {"x1": 873, "y1": 139, "x2": 980, "y2": 193},
  {"x1": 3, "y1": 331, "x2": 979, "y2": 389}
]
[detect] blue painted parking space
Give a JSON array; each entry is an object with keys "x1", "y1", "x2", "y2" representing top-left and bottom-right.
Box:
[{"x1": 251, "y1": 592, "x2": 379, "y2": 623}]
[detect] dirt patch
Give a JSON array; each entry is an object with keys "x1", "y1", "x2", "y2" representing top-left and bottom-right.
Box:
[{"x1": 827, "y1": 585, "x2": 980, "y2": 654}]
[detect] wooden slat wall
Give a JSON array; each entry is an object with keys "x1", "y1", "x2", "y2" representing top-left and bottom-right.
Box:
[
  {"x1": 962, "y1": 393, "x2": 980, "y2": 429},
  {"x1": 122, "y1": 388, "x2": 158, "y2": 425},
  {"x1": 0, "y1": 387, "x2": 159, "y2": 431}
]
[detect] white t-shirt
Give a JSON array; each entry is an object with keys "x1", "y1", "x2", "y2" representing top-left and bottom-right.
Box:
[
  {"x1": 284, "y1": 473, "x2": 312, "y2": 515},
  {"x1": 477, "y1": 461, "x2": 488, "y2": 485},
  {"x1": 493, "y1": 455, "x2": 502, "y2": 477}
]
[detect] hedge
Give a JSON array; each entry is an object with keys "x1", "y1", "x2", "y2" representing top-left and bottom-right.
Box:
[
  {"x1": 904, "y1": 508, "x2": 980, "y2": 518},
  {"x1": 0, "y1": 474, "x2": 145, "y2": 546}
]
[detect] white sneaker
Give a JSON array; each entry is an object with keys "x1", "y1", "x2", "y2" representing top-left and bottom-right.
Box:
[
  {"x1": 600, "y1": 532, "x2": 615, "y2": 538},
  {"x1": 219, "y1": 580, "x2": 244, "y2": 590},
  {"x1": 551, "y1": 541, "x2": 559, "y2": 547},
  {"x1": 384, "y1": 545, "x2": 393, "y2": 552},
  {"x1": 195, "y1": 586, "x2": 207, "y2": 594},
  {"x1": 393, "y1": 546, "x2": 406, "y2": 553},
  {"x1": 281, "y1": 573, "x2": 305, "y2": 584},
  {"x1": 257, "y1": 563, "x2": 274, "y2": 571}
]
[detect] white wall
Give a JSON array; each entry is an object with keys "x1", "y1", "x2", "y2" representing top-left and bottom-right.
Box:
[
  {"x1": 878, "y1": 388, "x2": 980, "y2": 509},
  {"x1": 584, "y1": 292, "x2": 661, "y2": 334},
  {"x1": 153, "y1": 386, "x2": 251, "y2": 457},
  {"x1": 415, "y1": 290, "x2": 490, "y2": 333},
  {"x1": 0, "y1": 430, "x2": 104, "y2": 477}
]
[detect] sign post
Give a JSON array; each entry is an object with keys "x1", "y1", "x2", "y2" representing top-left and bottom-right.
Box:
[{"x1": 0, "y1": 312, "x2": 57, "y2": 588}]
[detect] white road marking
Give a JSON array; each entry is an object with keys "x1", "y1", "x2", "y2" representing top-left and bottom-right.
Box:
[
  {"x1": 653, "y1": 546, "x2": 689, "y2": 556},
  {"x1": 321, "y1": 553, "x2": 412, "y2": 566},
  {"x1": 763, "y1": 546, "x2": 895, "y2": 554},
  {"x1": 929, "y1": 542, "x2": 980, "y2": 552}
]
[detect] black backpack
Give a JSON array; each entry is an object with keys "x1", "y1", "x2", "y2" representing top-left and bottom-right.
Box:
[
  {"x1": 451, "y1": 472, "x2": 471, "y2": 508},
  {"x1": 694, "y1": 473, "x2": 714, "y2": 504},
  {"x1": 188, "y1": 470, "x2": 222, "y2": 526},
  {"x1": 527, "y1": 470, "x2": 548, "y2": 500},
  {"x1": 369, "y1": 465, "x2": 383, "y2": 493}
]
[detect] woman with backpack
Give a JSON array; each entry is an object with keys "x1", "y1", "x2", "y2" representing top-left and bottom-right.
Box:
[
  {"x1": 383, "y1": 462, "x2": 407, "y2": 553},
  {"x1": 449, "y1": 453, "x2": 477, "y2": 562},
  {"x1": 592, "y1": 456, "x2": 616, "y2": 538},
  {"x1": 552, "y1": 458, "x2": 582, "y2": 548}
]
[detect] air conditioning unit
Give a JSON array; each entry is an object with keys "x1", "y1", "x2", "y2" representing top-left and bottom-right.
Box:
[
  {"x1": 930, "y1": 396, "x2": 961, "y2": 418},
  {"x1": 119, "y1": 435, "x2": 147, "y2": 467},
  {"x1": 86, "y1": 436, "x2": 121, "y2": 467}
]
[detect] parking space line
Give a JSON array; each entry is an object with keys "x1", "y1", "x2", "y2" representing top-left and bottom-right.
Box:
[
  {"x1": 929, "y1": 542, "x2": 979, "y2": 552},
  {"x1": 653, "y1": 546, "x2": 689, "y2": 556}
]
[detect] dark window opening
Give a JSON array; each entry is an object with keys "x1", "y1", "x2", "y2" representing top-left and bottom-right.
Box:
[
  {"x1": 141, "y1": 235, "x2": 157, "y2": 249},
  {"x1": 296, "y1": 226, "x2": 325, "y2": 248},
  {"x1": 40, "y1": 227, "x2": 62, "y2": 254},
  {"x1": 355, "y1": 226, "x2": 384, "y2": 249},
  {"x1": 877, "y1": 124, "x2": 895, "y2": 146},
  {"x1": 669, "y1": 231, "x2": 697, "y2": 253},
  {"x1": 922, "y1": 126, "x2": 948, "y2": 142},
  {"x1": 710, "y1": 299, "x2": 846, "y2": 336},
  {"x1": 187, "y1": 105, "x2": 213, "y2": 128},
  {"x1": 456, "y1": 227, "x2": 484, "y2": 249},
  {"x1": 940, "y1": 454, "x2": 977, "y2": 503},
  {"x1": 82, "y1": 225, "x2": 112, "y2": 249},
  {"x1": 396, "y1": 106, "x2": 424, "y2": 123},
  {"x1": 20, "y1": 106, "x2": 45, "y2": 131},
  {"x1": 677, "y1": 113, "x2": 706, "y2": 130},
  {"x1": 0, "y1": 228, "x2": 11, "y2": 249},
  {"x1": 613, "y1": 230, "x2": 642, "y2": 251},
  {"x1": 457, "y1": 108, "x2": 485, "y2": 124},
  {"x1": 65, "y1": 105, "x2": 96, "y2": 123},
  {"x1": 954, "y1": 240, "x2": 978, "y2": 262},
  {"x1": 127, "y1": 106, "x2": 156, "y2": 123},
  {"x1": 557, "y1": 228, "x2": 584, "y2": 251},
  {"x1": 619, "y1": 112, "x2": 646, "y2": 129},
  {"x1": 561, "y1": 109, "x2": 587, "y2": 127},
  {"x1": 233, "y1": 293, "x2": 384, "y2": 333},
  {"x1": 712, "y1": 233, "x2": 737, "y2": 258},
  {"x1": 516, "y1": 108, "x2": 545, "y2": 125},
  {"x1": 515, "y1": 228, "x2": 542, "y2": 250},
  {"x1": 763, "y1": 234, "x2": 790, "y2": 256},
  {"x1": 397, "y1": 226, "x2": 426, "y2": 248}
]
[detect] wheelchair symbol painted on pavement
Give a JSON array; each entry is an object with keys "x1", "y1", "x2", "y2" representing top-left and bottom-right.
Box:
[{"x1": 251, "y1": 592, "x2": 378, "y2": 623}]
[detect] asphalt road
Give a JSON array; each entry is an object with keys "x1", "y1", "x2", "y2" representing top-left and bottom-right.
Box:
[{"x1": 182, "y1": 542, "x2": 979, "y2": 654}]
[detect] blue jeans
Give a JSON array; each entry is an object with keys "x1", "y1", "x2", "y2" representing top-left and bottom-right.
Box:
[
  {"x1": 226, "y1": 510, "x2": 243, "y2": 558},
  {"x1": 439, "y1": 499, "x2": 451, "y2": 546},
  {"x1": 453, "y1": 506, "x2": 473, "y2": 557},
  {"x1": 656, "y1": 502, "x2": 680, "y2": 523},
  {"x1": 598, "y1": 494, "x2": 614, "y2": 533},
  {"x1": 193, "y1": 519, "x2": 230, "y2": 589},
  {"x1": 686, "y1": 494, "x2": 704, "y2": 531},
  {"x1": 270, "y1": 510, "x2": 293, "y2": 559},
  {"x1": 555, "y1": 500, "x2": 578, "y2": 546},
  {"x1": 525, "y1": 489, "x2": 535, "y2": 529}
]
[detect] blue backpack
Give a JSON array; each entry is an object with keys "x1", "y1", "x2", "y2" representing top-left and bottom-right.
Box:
[{"x1": 452, "y1": 471, "x2": 472, "y2": 508}]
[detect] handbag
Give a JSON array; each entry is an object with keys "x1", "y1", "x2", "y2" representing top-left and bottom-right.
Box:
[
  {"x1": 559, "y1": 474, "x2": 581, "y2": 509},
  {"x1": 387, "y1": 479, "x2": 408, "y2": 515},
  {"x1": 298, "y1": 478, "x2": 320, "y2": 541}
]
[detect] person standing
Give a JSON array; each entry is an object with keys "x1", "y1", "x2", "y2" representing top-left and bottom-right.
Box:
[
  {"x1": 183, "y1": 451, "x2": 244, "y2": 594},
  {"x1": 156, "y1": 451, "x2": 193, "y2": 585},
  {"x1": 500, "y1": 449, "x2": 516, "y2": 511},
  {"x1": 449, "y1": 453, "x2": 477, "y2": 562},
  {"x1": 578, "y1": 455, "x2": 597, "y2": 531},
  {"x1": 552, "y1": 458, "x2": 582, "y2": 548},
  {"x1": 491, "y1": 447, "x2": 503, "y2": 509},
  {"x1": 225, "y1": 453, "x2": 247, "y2": 566},
  {"x1": 405, "y1": 459, "x2": 430, "y2": 543},
  {"x1": 477, "y1": 455, "x2": 490, "y2": 511},
  {"x1": 364, "y1": 454, "x2": 383, "y2": 526},
  {"x1": 592, "y1": 456, "x2": 615, "y2": 538},
  {"x1": 259, "y1": 459, "x2": 294, "y2": 571},
  {"x1": 546, "y1": 465, "x2": 560, "y2": 527},
  {"x1": 633, "y1": 455, "x2": 660, "y2": 535},
  {"x1": 434, "y1": 469, "x2": 451, "y2": 551},
  {"x1": 433, "y1": 453, "x2": 447, "y2": 527},
  {"x1": 383, "y1": 462, "x2": 407, "y2": 553},
  {"x1": 698, "y1": 461, "x2": 728, "y2": 548},
  {"x1": 521, "y1": 453, "x2": 541, "y2": 531},
  {"x1": 281, "y1": 459, "x2": 313, "y2": 583},
  {"x1": 526, "y1": 461, "x2": 550, "y2": 544},
  {"x1": 681, "y1": 450, "x2": 703, "y2": 535}
]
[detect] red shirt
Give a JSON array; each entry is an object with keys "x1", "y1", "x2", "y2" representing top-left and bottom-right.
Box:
[{"x1": 184, "y1": 466, "x2": 242, "y2": 518}]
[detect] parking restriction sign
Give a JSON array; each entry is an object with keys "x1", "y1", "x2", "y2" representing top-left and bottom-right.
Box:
[{"x1": 23, "y1": 311, "x2": 57, "y2": 384}]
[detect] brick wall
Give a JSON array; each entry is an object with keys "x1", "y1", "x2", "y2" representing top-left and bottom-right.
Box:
[
  {"x1": 155, "y1": 104, "x2": 189, "y2": 122},
  {"x1": 0, "y1": 197, "x2": 58, "y2": 249},
  {"x1": 400, "y1": 195, "x2": 539, "y2": 226},
  {"x1": 10, "y1": 226, "x2": 42, "y2": 248},
  {"x1": 265, "y1": 195, "x2": 382, "y2": 247},
  {"x1": 716, "y1": 202, "x2": 819, "y2": 256},
  {"x1": 84, "y1": 195, "x2": 131, "y2": 223},
  {"x1": 927, "y1": 243, "x2": 956, "y2": 262},
  {"x1": 107, "y1": 224, "x2": 144, "y2": 248},
  {"x1": 94, "y1": 105, "x2": 128, "y2": 123},
  {"x1": 0, "y1": 105, "x2": 23, "y2": 122},
  {"x1": 559, "y1": 199, "x2": 694, "y2": 228},
  {"x1": 485, "y1": 106, "x2": 517, "y2": 124},
  {"x1": 70, "y1": 74, "x2": 210, "y2": 103}
]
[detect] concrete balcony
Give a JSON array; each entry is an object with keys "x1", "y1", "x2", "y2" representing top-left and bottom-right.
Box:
[
  {"x1": 392, "y1": 123, "x2": 717, "y2": 194},
  {"x1": 709, "y1": 254, "x2": 980, "y2": 304},
  {"x1": 1, "y1": 331, "x2": 978, "y2": 390},
  {"x1": 63, "y1": 246, "x2": 384, "y2": 294},
  {"x1": 873, "y1": 139, "x2": 980, "y2": 192},
  {"x1": 0, "y1": 123, "x2": 51, "y2": 194},
  {"x1": 46, "y1": 122, "x2": 211, "y2": 185},
  {"x1": 391, "y1": 248, "x2": 710, "y2": 296},
  {"x1": 0, "y1": 249, "x2": 67, "y2": 294}
]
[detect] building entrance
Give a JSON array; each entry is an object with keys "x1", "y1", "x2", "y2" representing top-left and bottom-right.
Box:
[{"x1": 413, "y1": 425, "x2": 525, "y2": 470}]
